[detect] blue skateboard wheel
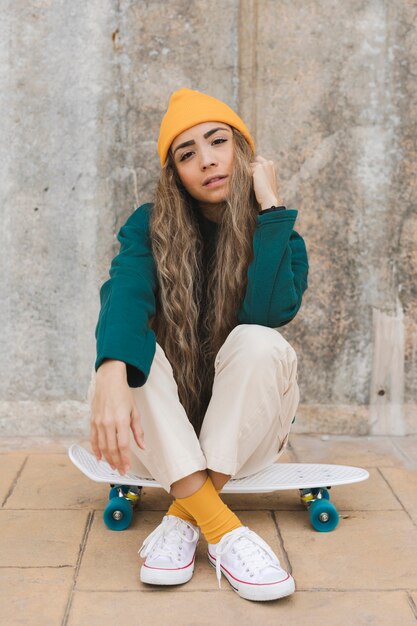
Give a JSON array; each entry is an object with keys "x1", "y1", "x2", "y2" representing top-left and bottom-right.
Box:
[
  {"x1": 104, "y1": 497, "x2": 133, "y2": 531},
  {"x1": 309, "y1": 499, "x2": 339, "y2": 532}
]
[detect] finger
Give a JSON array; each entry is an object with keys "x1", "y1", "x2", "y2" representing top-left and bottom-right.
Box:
[
  {"x1": 131, "y1": 412, "x2": 146, "y2": 450},
  {"x1": 262, "y1": 160, "x2": 275, "y2": 170},
  {"x1": 90, "y1": 423, "x2": 101, "y2": 461},
  {"x1": 132, "y1": 423, "x2": 146, "y2": 450},
  {"x1": 250, "y1": 161, "x2": 264, "y2": 173},
  {"x1": 116, "y1": 423, "x2": 131, "y2": 474},
  {"x1": 106, "y1": 426, "x2": 123, "y2": 473},
  {"x1": 255, "y1": 155, "x2": 267, "y2": 162},
  {"x1": 97, "y1": 422, "x2": 115, "y2": 470}
]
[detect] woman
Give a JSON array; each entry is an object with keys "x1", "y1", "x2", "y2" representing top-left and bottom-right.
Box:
[{"x1": 90, "y1": 88, "x2": 309, "y2": 602}]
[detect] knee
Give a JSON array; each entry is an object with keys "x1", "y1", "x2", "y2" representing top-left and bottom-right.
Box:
[{"x1": 229, "y1": 324, "x2": 297, "y2": 365}]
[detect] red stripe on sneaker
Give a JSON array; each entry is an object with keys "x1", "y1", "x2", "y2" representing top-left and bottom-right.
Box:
[
  {"x1": 208, "y1": 550, "x2": 290, "y2": 586},
  {"x1": 143, "y1": 553, "x2": 196, "y2": 571}
]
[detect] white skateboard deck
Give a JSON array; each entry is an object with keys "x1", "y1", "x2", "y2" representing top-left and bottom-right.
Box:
[{"x1": 68, "y1": 444, "x2": 369, "y2": 493}]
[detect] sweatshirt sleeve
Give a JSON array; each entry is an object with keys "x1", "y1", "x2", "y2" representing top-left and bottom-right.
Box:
[
  {"x1": 94, "y1": 203, "x2": 158, "y2": 387},
  {"x1": 237, "y1": 209, "x2": 309, "y2": 327},
  {"x1": 258, "y1": 205, "x2": 287, "y2": 215}
]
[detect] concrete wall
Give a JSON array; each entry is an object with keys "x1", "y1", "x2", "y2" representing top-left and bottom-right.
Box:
[{"x1": 1, "y1": 0, "x2": 416, "y2": 437}]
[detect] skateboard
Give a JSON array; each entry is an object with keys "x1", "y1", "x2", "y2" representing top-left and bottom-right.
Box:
[{"x1": 68, "y1": 443, "x2": 369, "y2": 533}]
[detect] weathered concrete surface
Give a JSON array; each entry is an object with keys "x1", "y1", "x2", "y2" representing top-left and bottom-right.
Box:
[
  {"x1": 238, "y1": 0, "x2": 417, "y2": 435},
  {"x1": 1, "y1": 0, "x2": 240, "y2": 436},
  {"x1": 1, "y1": 0, "x2": 416, "y2": 436}
]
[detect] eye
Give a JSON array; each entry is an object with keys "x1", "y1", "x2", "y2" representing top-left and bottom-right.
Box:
[
  {"x1": 212, "y1": 137, "x2": 227, "y2": 145},
  {"x1": 179, "y1": 151, "x2": 193, "y2": 162}
]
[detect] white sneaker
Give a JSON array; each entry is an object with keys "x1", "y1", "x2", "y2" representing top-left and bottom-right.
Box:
[
  {"x1": 138, "y1": 515, "x2": 199, "y2": 585},
  {"x1": 207, "y1": 526, "x2": 295, "y2": 601}
]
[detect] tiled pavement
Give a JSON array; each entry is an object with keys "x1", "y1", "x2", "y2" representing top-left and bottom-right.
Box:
[{"x1": 1, "y1": 433, "x2": 416, "y2": 625}]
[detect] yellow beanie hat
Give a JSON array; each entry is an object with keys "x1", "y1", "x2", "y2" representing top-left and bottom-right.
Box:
[{"x1": 157, "y1": 88, "x2": 255, "y2": 166}]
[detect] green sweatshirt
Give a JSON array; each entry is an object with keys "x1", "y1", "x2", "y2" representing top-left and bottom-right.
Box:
[{"x1": 95, "y1": 203, "x2": 309, "y2": 387}]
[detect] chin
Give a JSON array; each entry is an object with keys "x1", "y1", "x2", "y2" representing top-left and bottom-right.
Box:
[{"x1": 203, "y1": 193, "x2": 228, "y2": 205}]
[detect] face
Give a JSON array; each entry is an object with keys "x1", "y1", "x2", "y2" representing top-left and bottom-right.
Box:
[{"x1": 170, "y1": 121, "x2": 234, "y2": 208}]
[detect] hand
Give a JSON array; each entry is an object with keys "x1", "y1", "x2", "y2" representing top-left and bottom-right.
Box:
[
  {"x1": 90, "y1": 360, "x2": 146, "y2": 475},
  {"x1": 250, "y1": 155, "x2": 283, "y2": 210}
]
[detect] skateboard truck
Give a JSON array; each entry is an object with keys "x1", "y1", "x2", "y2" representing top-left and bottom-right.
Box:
[
  {"x1": 105, "y1": 484, "x2": 143, "y2": 529},
  {"x1": 299, "y1": 486, "x2": 339, "y2": 531}
]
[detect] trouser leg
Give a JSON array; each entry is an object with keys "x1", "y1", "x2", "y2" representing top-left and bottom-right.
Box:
[
  {"x1": 127, "y1": 342, "x2": 207, "y2": 493},
  {"x1": 125, "y1": 323, "x2": 299, "y2": 492},
  {"x1": 199, "y1": 324, "x2": 299, "y2": 479}
]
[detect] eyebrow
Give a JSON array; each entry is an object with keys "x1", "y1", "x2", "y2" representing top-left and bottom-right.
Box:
[{"x1": 172, "y1": 126, "x2": 231, "y2": 157}]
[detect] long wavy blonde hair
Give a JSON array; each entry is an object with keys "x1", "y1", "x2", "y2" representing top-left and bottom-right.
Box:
[{"x1": 149, "y1": 128, "x2": 260, "y2": 436}]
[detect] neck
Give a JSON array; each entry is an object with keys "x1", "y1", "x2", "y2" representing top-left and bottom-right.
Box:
[{"x1": 198, "y1": 201, "x2": 224, "y2": 224}]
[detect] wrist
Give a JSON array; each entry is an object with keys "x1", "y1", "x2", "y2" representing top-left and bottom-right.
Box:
[
  {"x1": 259, "y1": 205, "x2": 286, "y2": 215},
  {"x1": 260, "y1": 196, "x2": 284, "y2": 210},
  {"x1": 98, "y1": 359, "x2": 127, "y2": 377}
]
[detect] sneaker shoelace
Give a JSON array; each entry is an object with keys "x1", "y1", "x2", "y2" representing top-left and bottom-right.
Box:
[
  {"x1": 138, "y1": 517, "x2": 199, "y2": 564},
  {"x1": 213, "y1": 526, "x2": 286, "y2": 589}
]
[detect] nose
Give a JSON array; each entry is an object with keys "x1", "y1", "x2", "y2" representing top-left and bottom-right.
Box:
[{"x1": 199, "y1": 147, "x2": 217, "y2": 170}]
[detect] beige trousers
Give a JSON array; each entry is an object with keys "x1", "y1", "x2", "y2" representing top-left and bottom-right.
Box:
[{"x1": 124, "y1": 324, "x2": 300, "y2": 493}]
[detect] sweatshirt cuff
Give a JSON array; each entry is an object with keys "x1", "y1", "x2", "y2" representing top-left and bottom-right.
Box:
[{"x1": 258, "y1": 206, "x2": 286, "y2": 214}]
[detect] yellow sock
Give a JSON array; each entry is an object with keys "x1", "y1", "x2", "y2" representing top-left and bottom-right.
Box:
[
  {"x1": 166, "y1": 485, "x2": 222, "y2": 527},
  {"x1": 174, "y1": 475, "x2": 243, "y2": 544},
  {"x1": 166, "y1": 499, "x2": 200, "y2": 526}
]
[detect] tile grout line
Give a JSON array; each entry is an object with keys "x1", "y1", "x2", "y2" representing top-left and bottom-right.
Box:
[
  {"x1": 1, "y1": 455, "x2": 29, "y2": 507},
  {"x1": 64, "y1": 588, "x2": 237, "y2": 594},
  {"x1": 1, "y1": 506, "x2": 409, "y2": 512},
  {"x1": 292, "y1": 587, "x2": 417, "y2": 593},
  {"x1": 61, "y1": 510, "x2": 95, "y2": 626},
  {"x1": 406, "y1": 592, "x2": 417, "y2": 620},
  {"x1": 377, "y1": 467, "x2": 417, "y2": 530},
  {"x1": 389, "y1": 436, "x2": 415, "y2": 466},
  {"x1": 0, "y1": 565, "x2": 74, "y2": 569},
  {"x1": 271, "y1": 510, "x2": 293, "y2": 575},
  {"x1": 55, "y1": 587, "x2": 417, "y2": 594},
  {"x1": 0, "y1": 504, "x2": 165, "y2": 513}
]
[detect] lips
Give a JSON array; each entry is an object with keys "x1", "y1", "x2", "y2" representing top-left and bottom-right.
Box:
[{"x1": 202, "y1": 175, "x2": 227, "y2": 186}]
